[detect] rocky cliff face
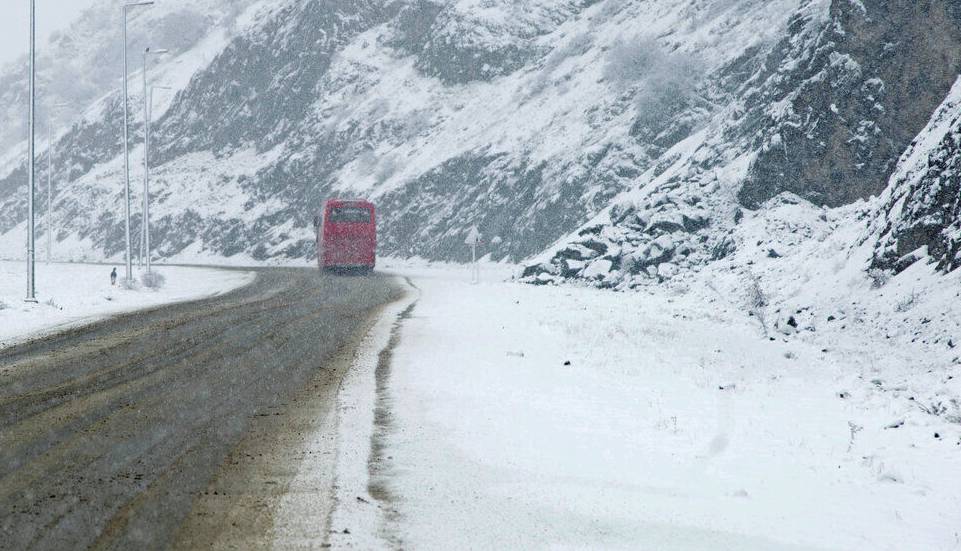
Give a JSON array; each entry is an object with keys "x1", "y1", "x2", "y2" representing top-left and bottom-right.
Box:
[
  {"x1": 872, "y1": 78, "x2": 961, "y2": 275},
  {"x1": 524, "y1": 0, "x2": 961, "y2": 288},
  {"x1": 740, "y1": 0, "x2": 961, "y2": 209}
]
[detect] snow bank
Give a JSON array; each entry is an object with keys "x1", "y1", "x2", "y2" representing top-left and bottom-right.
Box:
[
  {"x1": 331, "y1": 266, "x2": 959, "y2": 550},
  {"x1": 0, "y1": 261, "x2": 254, "y2": 348}
]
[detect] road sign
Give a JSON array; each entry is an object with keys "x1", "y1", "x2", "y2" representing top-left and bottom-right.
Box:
[{"x1": 466, "y1": 226, "x2": 481, "y2": 284}]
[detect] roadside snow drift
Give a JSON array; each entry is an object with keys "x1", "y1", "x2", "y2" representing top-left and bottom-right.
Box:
[
  {"x1": 0, "y1": 262, "x2": 254, "y2": 348},
  {"x1": 329, "y1": 266, "x2": 960, "y2": 550}
]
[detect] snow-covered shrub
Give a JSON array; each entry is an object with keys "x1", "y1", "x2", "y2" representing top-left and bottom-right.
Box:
[
  {"x1": 530, "y1": 32, "x2": 593, "y2": 95},
  {"x1": 867, "y1": 268, "x2": 891, "y2": 289},
  {"x1": 119, "y1": 277, "x2": 139, "y2": 291},
  {"x1": 746, "y1": 273, "x2": 770, "y2": 335},
  {"x1": 595, "y1": 0, "x2": 627, "y2": 22},
  {"x1": 604, "y1": 37, "x2": 705, "y2": 134},
  {"x1": 0, "y1": 300, "x2": 7, "y2": 311},
  {"x1": 894, "y1": 290, "x2": 919, "y2": 313},
  {"x1": 604, "y1": 38, "x2": 663, "y2": 85},
  {"x1": 142, "y1": 271, "x2": 167, "y2": 290},
  {"x1": 944, "y1": 401, "x2": 961, "y2": 425},
  {"x1": 749, "y1": 277, "x2": 768, "y2": 309},
  {"x1": 847, "y1": 421, "x2": 863, "y2": 452}
]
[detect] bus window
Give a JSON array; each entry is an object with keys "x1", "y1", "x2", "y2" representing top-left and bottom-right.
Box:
[{"x1": 328, "y1": 206, "x2": 372, "y2": 224}]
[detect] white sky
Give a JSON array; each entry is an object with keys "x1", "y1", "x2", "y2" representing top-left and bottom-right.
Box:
[{"x1": 0, "y1": 0, "x2": 100, "y2": 67}]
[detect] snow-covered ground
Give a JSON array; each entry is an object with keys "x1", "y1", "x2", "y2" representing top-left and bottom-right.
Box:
[
  {"x1": 329, "y1": 263, "x2": 960, "y2": 550},
  {"x1": 0, "y1": 261, "x2": 254, "y2": 348}
]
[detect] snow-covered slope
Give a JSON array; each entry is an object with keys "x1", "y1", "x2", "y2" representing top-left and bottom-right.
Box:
[
  {"x1": 324, "y1": 265, "x2": 960, "y2": 550},
  {"x1": 0, "y1": 0, "x2": 264, "y2": 261},
  {"x1": 0, "y1": 0, "x2": 257, "y2": 156}
]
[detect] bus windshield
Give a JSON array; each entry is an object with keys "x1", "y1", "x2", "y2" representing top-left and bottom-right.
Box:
[{"x1": 327, "y1": 206, "x2": 372, "y2": 224}]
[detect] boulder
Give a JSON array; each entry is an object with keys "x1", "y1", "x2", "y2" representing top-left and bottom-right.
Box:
[
  {"x1": 657, "y1": 263, "x2": 680, "y2": 279},
  {"x1": 583, "y1": 259, "x2": 614, "y2": 279}
]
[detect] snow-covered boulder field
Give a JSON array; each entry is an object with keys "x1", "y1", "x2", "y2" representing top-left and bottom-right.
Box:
[{"x1": 0, "y1": 262, "x2": 254, "y2": 348}]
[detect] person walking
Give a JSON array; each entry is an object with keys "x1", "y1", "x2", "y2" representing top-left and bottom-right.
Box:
[{"x1": 110, "y1": 267, "x2": 118, "y2": 286}]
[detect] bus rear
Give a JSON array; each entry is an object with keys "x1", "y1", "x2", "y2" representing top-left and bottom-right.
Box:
[{"x1": 315, "y1": 199, "x2": 377, "y2": 272}]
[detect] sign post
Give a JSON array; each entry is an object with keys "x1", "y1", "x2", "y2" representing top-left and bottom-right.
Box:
[{"x1": 465, "y1": 226, "x2": 482, "y2": 284}]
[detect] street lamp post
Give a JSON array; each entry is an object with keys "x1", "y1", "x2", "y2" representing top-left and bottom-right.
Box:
[
  {"x1": 46, "y1": 119, "x2": 52, "y2": 265},
  {"x1": 144, "y1": 85, "x2": 171, "y2": 274},
  {"x1": 26, "y1": 0, "x2": 37, "y2": 302},
  {"x1": 142, "y1": 47, "x2": 168, "y2": 274},
  {"x1": 121, "y1": 1, "x2": 154, "y2": 283}
]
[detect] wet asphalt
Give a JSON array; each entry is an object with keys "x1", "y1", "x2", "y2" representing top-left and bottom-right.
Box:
[{"x1": 0, "y1": 268, "x2": 401, "y2": 550}]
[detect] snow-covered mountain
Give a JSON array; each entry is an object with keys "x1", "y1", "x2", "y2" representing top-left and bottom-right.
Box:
[
  {"x1": 0, "y1": 0, "x2": 957, "y2": 290},
  {"x1": 0, "y1": 0, "x2": 257, "y2": 156},
  {"x1": 0, "y1": 0, "x2": 800, "y2": 263},
  {"x1": 0, "y1": 0, "x2": 261, "y2": 258}
]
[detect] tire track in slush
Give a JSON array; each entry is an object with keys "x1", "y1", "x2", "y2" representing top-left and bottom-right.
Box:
[{"x1": 367, "y1": 277, "x2": 419, "y2": 548}]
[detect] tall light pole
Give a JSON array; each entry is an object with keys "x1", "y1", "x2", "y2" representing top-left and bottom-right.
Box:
[
  {"x1": 26, "y1": 0, "x2": 37, "y2": 302},
  {"x1": 46, "y1": 118, "x2": 51, "y2": 265},
  {"x1": 144, "y1": 85, "x2": 172, "y2": 273},
  {"x1": 142, "y1": 47, "x2": 168, "y2": 274},
  {"x1": 121, "y1": 1, "x2": 154, "y2": 283}
]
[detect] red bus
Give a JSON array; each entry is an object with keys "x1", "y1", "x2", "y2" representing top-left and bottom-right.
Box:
[{"x1": 314, "y1": 199, "x2": 377, "y2": 272}]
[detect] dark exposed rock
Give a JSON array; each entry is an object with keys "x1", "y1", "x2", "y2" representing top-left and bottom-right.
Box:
[
  {"x1": 581, "y1": 240, "x2": 609, "y2": 256},
  {"x1": 682, "y1": 214, "x2": 710, "y2": 232},
  {"x1": 711, "y1": 237, "x2": 736, "y2": 261},
  {"x1": 384, "y1": 0, "x2": 445, "y2": 54},
  {"x1": 872, "y1": 85, "x2": 961, "y2": 274},
  {"x1": 646, "y1": 219, "x2": 685, "y2": 235},
  {"x1": 521, "y1": 263, "x2": 549, "y2": 279},
  {"x1": 740, "y1": 0, "x2": 961, "y2": 209}
]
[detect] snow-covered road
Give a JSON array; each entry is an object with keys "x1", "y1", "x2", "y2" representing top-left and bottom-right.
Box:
[
  {"x1": 329, "y1": 265, "x2": 960, "y2": 551},
  {"x1": 0, "y1": 268, "x2": 401, "y2": 549},
  {"x1": 0, "y1": 261, "x2": 254, "y2": 348}
]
